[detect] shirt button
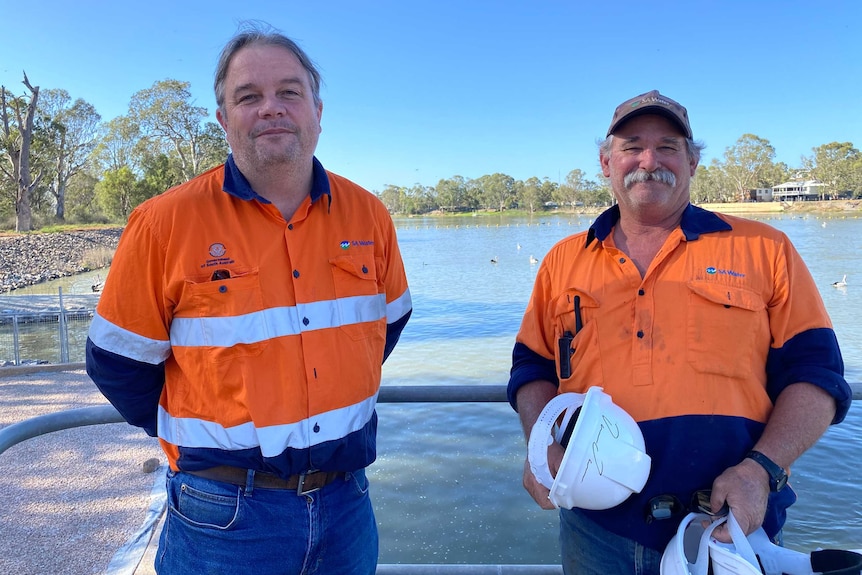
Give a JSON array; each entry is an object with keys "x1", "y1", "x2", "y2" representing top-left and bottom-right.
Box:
[
  {"x1": 362, "y1": 265, "x2": 368, "y2": 274},
  {"x1": 303, "y1": 317, "x2": 310, "y2": 326},
  {"x1": 637, "y1": 330, "x2": 644, "y2": 338},
  {"x1": 293, "y1": 269, "x2": 300, "y2": 278},
  {"x1": 288, "y1": 224, "x2": 294, "y2": 230},
  {"x1": 638, "y1": 289, "x2": 645, "y2": 296},
  {"x1": 219, "y1": 285, "x2": 227, "y2": 293},
  {"x1": 619, "y1": 257, "x2": 626, "y2": 264}
]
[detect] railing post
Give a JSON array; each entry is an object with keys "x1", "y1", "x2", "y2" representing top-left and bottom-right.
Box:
[
  {"x1": 58, "y1": 287, "x2": 69, "y2": 364},
  {"x1": 12, "y1": 314, "x2": 21, "y2": 366}
]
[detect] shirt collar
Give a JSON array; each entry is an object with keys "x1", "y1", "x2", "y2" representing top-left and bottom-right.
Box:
[
  {"x1": 222, "y1": 154, "x2": 332, "y2": 204},
  {"x1": 585, "y1": 203, "x2": 732, "y2": 247}
]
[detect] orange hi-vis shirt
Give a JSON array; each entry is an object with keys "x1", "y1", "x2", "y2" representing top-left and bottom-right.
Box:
[
  {"x1": 87, "y1": 156, "x2": 412, "y2": 476},
  {"x1": 509, "y1": 204, "x2": 849, "y2": 550}
]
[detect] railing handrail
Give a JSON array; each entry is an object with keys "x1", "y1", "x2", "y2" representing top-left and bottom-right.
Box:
[
  {"x1": 3, "y1": 373, "x2": 862, "y2": 575},
  {"x1": 4, "y1": 378, "x2": 862, "y2": 456}
]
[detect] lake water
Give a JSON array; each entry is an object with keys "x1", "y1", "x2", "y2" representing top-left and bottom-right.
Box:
[{"x1": 7, "y1": 211, "x2": 862, "y2": 563}]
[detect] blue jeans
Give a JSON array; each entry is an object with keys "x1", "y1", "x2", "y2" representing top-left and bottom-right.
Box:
[
  {"x1": 155, "y1": 468, "x2": 377, "y2": 575},
  {"x1": 559, "y1": 508, "x2": 662, "y2": 575}
]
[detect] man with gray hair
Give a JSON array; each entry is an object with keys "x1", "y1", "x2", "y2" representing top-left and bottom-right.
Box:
[
  {"x1": 508, "y1": 90, "x2": 849, "y2": 574},
  {"x1": 87, "y1": 22, "x2": 412, "y2": 574}
]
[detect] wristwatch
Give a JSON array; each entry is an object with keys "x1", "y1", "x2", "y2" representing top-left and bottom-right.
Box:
[{"x1": 745, "y1": 450, "x2": 788, "y2": 492}]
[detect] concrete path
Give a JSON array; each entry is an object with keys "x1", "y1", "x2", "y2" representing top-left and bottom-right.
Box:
[{"x1": 0, "y1": 366, "x2": 163, "y2": 575}]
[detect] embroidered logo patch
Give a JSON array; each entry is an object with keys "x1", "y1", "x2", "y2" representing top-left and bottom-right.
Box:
[
  {"x1": 340, "y1": 240, "x2": 374, "y2": 249},
  {"x1": 706, "y1": 266, "x2": 745, "y2": 278},
  {"x1": 209, "y1": 243, "x2": 226, "y2": 257},
  {"x1": 200, "y1": 243, "x2": 235, "y2": 270}
]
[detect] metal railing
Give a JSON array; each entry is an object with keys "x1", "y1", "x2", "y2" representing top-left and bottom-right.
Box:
[
  {"x1": 1, "y1": 366, "x2": 860, "y2": 575},
  {"x1": 0, "y1": 370, "x2": 564, "y2": 574}
]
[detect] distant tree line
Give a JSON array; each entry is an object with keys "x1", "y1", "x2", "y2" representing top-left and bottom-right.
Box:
[{"x1": 2, "y1": 73, "x2": 861, "y2": 230}]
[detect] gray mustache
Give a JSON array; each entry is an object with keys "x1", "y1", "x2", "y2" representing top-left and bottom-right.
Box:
[{"x1": 624, "y1": 168, "x2": 676, "y2": 188}]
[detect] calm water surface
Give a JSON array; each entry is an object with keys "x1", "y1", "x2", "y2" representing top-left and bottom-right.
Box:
[{"x1": 8, "y1": 211, "x2": 862, "y2": 562}]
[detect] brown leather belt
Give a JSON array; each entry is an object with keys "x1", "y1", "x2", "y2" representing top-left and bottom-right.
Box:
[{"x1": 185, "y1": 466, "x2": 344, "y2": 494}]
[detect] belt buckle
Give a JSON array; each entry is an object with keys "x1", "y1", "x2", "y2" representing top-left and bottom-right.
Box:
[{"x1": 296, "y1": 471, "x2": 320, "y2": 496}]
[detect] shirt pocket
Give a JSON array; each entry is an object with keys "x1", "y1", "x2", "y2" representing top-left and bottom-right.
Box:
[
  {"x1": 686, "y1": 281, "x2": 765, "y2": 379},
  {"x1": 329, "y1": 255, "x2": 384, "y2": 341},
  {"x1": 552, "y1": 290, "x2": 602, "y2": 388},
  {"x1": 176, "y1": 270, "x2": 268, "y2": 361}
]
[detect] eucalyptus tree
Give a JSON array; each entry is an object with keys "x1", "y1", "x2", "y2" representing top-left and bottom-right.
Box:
[
  {"x1": 436, "y1": 175, "x2": 473, "y2": 212},
  {"x1": 553, "y1": 168, "x2": 589, "y2": 208},
  {"x1": 690, "y1": 162, "x2": 728, "y2": 203},
  {"x1": 94, "y1": 166, "x2": 139, "y2": 220},
  {"x1": 477, "y1": 173, "x2": 517, "y2": 211},
  {"x1": 0, "y1": 73, "x2": 41, "y2": 231},
  {"x1": 93, "y1": 115, "x2": 142, "y2": 174},
  {"x1": 91, "y1": 116, "x2": 144, "y2": 221},
  {"x1": 519, "y1": 176, "x2": 548, "y2": 213},
  {"x1": 722, "y1": 134, "x2": 777, "y2": 202},
  {"x1": 129, "y1": 79, "x2": 212, "y2": 181},
  {"x1": 378, "y1": 184, "x2": 408, "y2": 214},
  {"x1": 198, "y1": 120, "x2": 230, "y2": 171},
  {"x1": 804, "y1": 142, "x2": 861, "y2": 198},
  {"x1": 37, "y1": 88, "x2": 101, "y2": 220}
]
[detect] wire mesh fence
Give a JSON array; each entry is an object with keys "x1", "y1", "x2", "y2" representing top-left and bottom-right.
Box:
[{"x1": 0, "y1": 290, "x2": 96, "y2": 366}]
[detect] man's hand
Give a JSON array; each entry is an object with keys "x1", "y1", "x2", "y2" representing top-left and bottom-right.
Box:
[
  {"x1": 708, "y1": 458, "x2": 770, "y2": 542},
  {"x1": 522, "y1": 441, "x2": 564, "y2": 510}
]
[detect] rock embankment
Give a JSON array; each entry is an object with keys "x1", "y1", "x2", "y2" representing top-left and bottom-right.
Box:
[{"x1": 0, "y1": 229, "x2": 123, "y2": 292}]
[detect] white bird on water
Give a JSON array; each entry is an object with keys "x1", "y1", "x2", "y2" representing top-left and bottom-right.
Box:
[
  {"x1": 529, "y1": 255, "x2": 539, "y2": 264},
  {"x1": 490, "y1": 256, "x2": 498, "y2": 264},
  {"x1": 832, "y1": 274, "x2": 848, "y2": 288}
]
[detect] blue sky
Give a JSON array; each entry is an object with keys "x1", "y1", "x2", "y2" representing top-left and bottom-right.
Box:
[{"x1": 1, "y1": 0, "x2": 859, "y2": 193}]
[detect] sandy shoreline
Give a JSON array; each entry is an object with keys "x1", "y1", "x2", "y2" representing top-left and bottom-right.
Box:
[{"x1": 0, "y1": 367, "x2": 163, "y2": 575}]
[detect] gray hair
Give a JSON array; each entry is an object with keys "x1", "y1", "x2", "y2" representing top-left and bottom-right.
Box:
[
  {"x1": 214, "y1": 21, "x2": 322, "y2": 113},
  {"x1": 598, "y1": 135, "x2": 705, "y2": 165}
]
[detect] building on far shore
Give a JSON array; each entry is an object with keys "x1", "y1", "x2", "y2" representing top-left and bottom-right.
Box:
[
  {"x1": 750, "y1": 187, "x2": 774, "y2": 202},
  {"x1": 771, "y1": 180, "x2": 826, "y2": 202}
]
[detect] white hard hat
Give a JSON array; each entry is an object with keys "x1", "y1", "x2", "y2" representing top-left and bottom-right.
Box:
[
  {"x1": 660, "y1": 512, "x2": 725, "y2": 575},
  {"x1": 528, "y1": 387, "x2": 651, "y2": 510},
  {"x1": 710, "y1": 511, "x2": 862, "y2": 575}
]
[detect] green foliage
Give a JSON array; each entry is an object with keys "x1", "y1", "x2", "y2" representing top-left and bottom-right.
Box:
[
  {"x1": 721, "y1": 134, "x2": 777, "y2": 201},
  {"x1": 95, "y1": 166, "x2": 140, "y2": 220},
  {"x1": 805, "y1": 142, "x2": 862, "y2": 198},
  {"x1": 129, "y1": 79, "x2": 213, "y2": 180}
]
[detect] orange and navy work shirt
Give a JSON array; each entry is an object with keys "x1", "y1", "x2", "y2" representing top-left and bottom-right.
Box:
[
  {"x1": 508, "y1": 204, "x2": 849, "y2": 551},
  {"x1": 86, "y1": 155, "x2": 412, "y2": 477}
]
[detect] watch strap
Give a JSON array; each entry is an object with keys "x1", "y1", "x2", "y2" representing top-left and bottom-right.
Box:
[{"x1": 745, "y1": 450, "x2": 787, "y2": 492}]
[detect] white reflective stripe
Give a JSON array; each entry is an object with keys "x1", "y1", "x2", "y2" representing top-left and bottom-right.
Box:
[
  {"x1": 329, "y1": 293, "x2": 386, "y2": 328},
  {"x1": 88, "y1": 311, "x2": 172, "y2": 365},
  {"x1": 170, "y1": 308, "x2": 286, "y2": 348},
  {"x1": 387, "y1": 288, "x2": 412, "y2": 323},
  {"x1": 158, "y1": 406, "x2": 260, "y2": 450},
  {"x1": 169, "y1": 294, "x2": 386, "y2": 348},
  {"x1": 258, "y1": 392, "x2": 378, "y2": 456},
  {"x1": 157, "y1": 392, "x2": 379, "y2": 456}
]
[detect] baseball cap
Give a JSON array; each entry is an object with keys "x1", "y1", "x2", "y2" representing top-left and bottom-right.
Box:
[{"x1": 607, "y1": 90, "x2": 692, "y2": 139}]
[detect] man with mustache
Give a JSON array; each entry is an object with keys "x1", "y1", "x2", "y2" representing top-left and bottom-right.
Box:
[
  {"x1": 86, "y1": 22, "x2": 412, "y2": 574},
  {"x1": 508, "y1": 91, "x2": 849, "y2": 574}
]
